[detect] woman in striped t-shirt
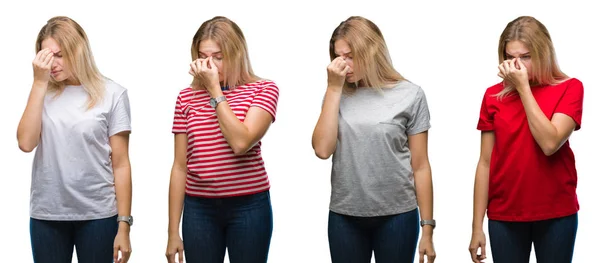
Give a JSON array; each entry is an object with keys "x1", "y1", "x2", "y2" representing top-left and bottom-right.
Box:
[{"x1": 165, "y1": 16, "x2": 279, "y2": 263}]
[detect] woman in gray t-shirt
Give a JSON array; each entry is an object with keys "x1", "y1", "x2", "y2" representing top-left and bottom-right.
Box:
[
  {"x1": 312, "y1": 16, "x2": 436, "y2": 263},
  {"x1": 17, "y1": 16, "x2": 132, "y2": 263}
]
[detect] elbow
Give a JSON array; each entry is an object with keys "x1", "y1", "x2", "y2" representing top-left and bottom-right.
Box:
[
  {"x1": 231, "y1": 142, "x2": 251, "y2": 156},
  {"x1": 18, "y1": 140, "x2": 36, "y2": 153},
  {"x1": 314, "y1": 148, "x2": 332, "y2": 160},
  {"x1": 541, "y1": 146, "x2": 558, "y2": 156},
  {"x1": 540, "y1": 142, "x2": 560, "y2": 156}
]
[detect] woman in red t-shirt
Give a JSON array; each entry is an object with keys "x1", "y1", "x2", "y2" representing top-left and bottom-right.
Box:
[
  {"x1": 165, "y1": 16, "x2": 279, "y2": 263},
  {"x1": 468, "y1": 16, "x2": 583, "y2": 263}
]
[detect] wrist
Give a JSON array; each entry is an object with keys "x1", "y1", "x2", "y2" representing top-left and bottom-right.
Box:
[
  {"x1": 421, "y1": 225, "x2": 434, "y2": 237},
  {"x1": 208, "y1": 83, "x2": 223, "y2": 97},
  {"x1": 118, "y1": 222, "x2": 131, "y2": 233},
  {"x1": 33, "y1": 80, "x2": 49, "y2": 88}
]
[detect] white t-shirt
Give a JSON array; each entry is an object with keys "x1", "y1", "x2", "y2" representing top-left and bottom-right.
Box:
[{"x1": 30, "y1": 79, "x2": 131, "y2": 220}]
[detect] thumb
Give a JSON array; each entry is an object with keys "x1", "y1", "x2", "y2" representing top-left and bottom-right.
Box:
[
  {"x1": 341, "y1": 65, "x2": 350, "y2": 75},
  {"x1": 517, "y1": 58, "x2": 526, "y2": 70},
  {"x1": 209, "y1": 57, "x2": 217, "y2": 70}
]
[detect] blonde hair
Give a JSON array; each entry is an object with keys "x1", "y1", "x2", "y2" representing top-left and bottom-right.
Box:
[
  {"x1": 495, "y1": 16, "x2": 568, "y2": 98},
  {"x1": 36, "y1": 16, "x2": 105, "y2": 109},
  {"x1": 191, "y1": 16, "x2": 258, "y2": 89},
  {"x1": 330, "y1": 16, "x2": 404, "y2": 93}
]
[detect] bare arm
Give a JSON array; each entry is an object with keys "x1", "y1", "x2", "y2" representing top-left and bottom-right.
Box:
[
  {"x1": 519, "y1": 88, "x2": 576, "y2": 156},
  {"x1": 312, "y1": 57, "x2": 349, "y2": 159},
  {"x1": 409, "y1": 132, "x2": 434, "y2": 237},
  {"x1": 311, "y1": 89, "x2": 342, "y2": 159},
  {"x1": 190, "y1": 58, "x2": 274, "y2": 156},
  {"x1": 17, "y1": 49, "x2": 54, "y2": 152},
  {"x1": 168, "y1": 134, "x2": 189, "y2": 236},
  {"x1": 500, "y1": 59, "x2": 577, "y2": 156},
  {"x1": 211, "y1": 96, "x2": 274, "y2": 156},
  {"x1": 472, "y1": 131, "x2": 494, "y2": 231},
  {"x1": 111, "y1": 132, "x2": 133, "y2": 262},
  {"x1": 111, "y1": 132, "x2": 132, "y2": 231}
]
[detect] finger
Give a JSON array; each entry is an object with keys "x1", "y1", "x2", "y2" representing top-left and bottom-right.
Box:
[
  {"x1": 178, "y1": 247, "x2": 184, "y2": 263},
  {"x1": 113, "y1": 245, "x2": 119, "y2": 263},
  {"x1": 498, "y1": 64, "x2": 506, "y2": 77},
  {"x1": 124, "y1": 250, "x2": 131, "y2": 263},
  {"x1": 508, "y1": 58, "x2": 517, "y2": 70},
  {"x1": 190, "y1": 62, "x2": 198, "y2": 75},
  {"x1": 481, "y1": 243, "x2": 487, "y2": 259},
  {"x1": 43, "y1": 52, "x2": 54, "y2": 68},
  {"x1": 195, "y1": 59, "x2": 203, "y2": 72},
  {"x1": 419, "y1": 250, "x2": 425, "y2": 263},
  {"x1": 429, "y1": 251, "x2": 436, "y2": 263},
  {"x1": 37, "y1": 48, "x2": 51, "y2": 61},
  {"x1": 341, "y1": 65, "x2": 351, "y2": 75},
  {"x1": 201, "y1": 58, "x2": 209, "y2": 71},
  {"x1": 208, "y1": 56, "x2": 217, "y2": 70},
  {"x1": 517, "y1": 58, "x2": 526, "y2": 70},
  {"x1": 469, "y1": 248, "x2": 479, "y2": 262},
  {"x1": 166, "y1": 252, "x2": 174, "y2": 263}
]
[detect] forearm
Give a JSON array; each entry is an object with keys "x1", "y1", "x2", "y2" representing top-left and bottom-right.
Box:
[
  {"x1": 17, "y1": 81, "x2": 48, "y2": 152},
  {"x1": 215, "y1": 103, "x2": 254, "y2": 155},
  {"x1": 114, "y1": 165, "x2": 132, "y2": 233},
  {"x1": 519, "y1": 87, "x2": 561, "y2": 154},
  {"x1": 414, "y1": 166, "x2": 434, "y2": 237},
  {"x1": 168, "y1": 168, "x2": 187, "y2": 236},
  {"x1": 312, "y1": 89, "x2": 342, "y2": 159},
  {"x1": 472, "y1": 163, "x2": 489, "y2": 231}
]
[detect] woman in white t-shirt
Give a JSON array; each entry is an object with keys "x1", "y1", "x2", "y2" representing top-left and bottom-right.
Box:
[{"x1": 17, "y1": 16, "x2": 133, "y2": 263}]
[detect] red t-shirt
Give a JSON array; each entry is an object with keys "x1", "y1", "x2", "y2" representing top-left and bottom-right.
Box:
[
  {"x1": 172, "y1": 80, "x2": 279, "y2": 198},
  {"x1": 477, "y1": 78, "x2": 583, "y2": 222}
]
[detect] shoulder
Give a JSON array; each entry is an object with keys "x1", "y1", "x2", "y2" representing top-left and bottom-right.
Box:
[
  {"x1": 391, "y1": 80, "x2": 426, "y2": 101},
  {"x1": 240, "y1": 79, "x2": 279, "y2": 92},
  {"x1": 484, "y1": 82, "x2": 504, "y2": 96},
  {"x1": 103, "y1": 78, "x2": 127, "y2": 97},
  {"x1": 561, "y1": 77, "x2": 583, "y2": 91}
]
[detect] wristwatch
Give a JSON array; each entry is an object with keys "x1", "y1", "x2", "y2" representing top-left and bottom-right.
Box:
[
  {"x1": 420, "y1": 219, "x2": 436, "y2": 229},
  {"x1": 209, "y1": 96, "x2": 227, "y2": 108},
  {"x1": 117, "y1": 216, "x2": 134, "y2": 226}
]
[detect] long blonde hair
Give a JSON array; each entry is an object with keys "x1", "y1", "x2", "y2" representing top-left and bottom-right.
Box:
[
  {"x1": 495, "y1": 16, "x2": 568, "y2": 98},
  {"x1": 36, "y1": 16, "x2": 105, "y2": 109},
  {"x1": 329, "y1": 16, "x2": 404, "y2": 93},
  {"x1": 191, "y1": 16, "x2": 258, "y2": 89}
]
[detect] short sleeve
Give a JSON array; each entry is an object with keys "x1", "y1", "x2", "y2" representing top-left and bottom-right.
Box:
[
  {"x1": 108, "y1": 90, "x2": 132, "y2": 136},
  {"x1": 407, "y1": 88, "x2": 431, "y2": 135},
  {"x1": 477, "y1": 91, "x2": 494, "y2": 131},
  {"x1": 172, "y1": 95, "x2": 187, "y2": 134},
  {"x1": 250, "y1": 81, "x2": 279, "y2": 122},
  {"x1": 555, "y1": 79, "x2": 583, "y2": 130}
]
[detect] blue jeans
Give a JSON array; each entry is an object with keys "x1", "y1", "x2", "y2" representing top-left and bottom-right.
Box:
[
  {"x1": 182, "y1": 190, "x2": 273, "y2": 263},
  {"x1": 328, "y1": 208, "x2": 419, "y2": 263},
  {"x1": 488, "y1": 213, "x2": 578, "y2": 263},
  {"x1": 30, "y1": 215, "x2": 118, "y2": 263}
]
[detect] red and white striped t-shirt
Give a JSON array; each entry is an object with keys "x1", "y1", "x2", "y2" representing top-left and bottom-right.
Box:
[{"x1": 172, "y1": 80, "x2": 279, "y2": 198}]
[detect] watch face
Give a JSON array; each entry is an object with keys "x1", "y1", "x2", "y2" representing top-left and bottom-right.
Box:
[{"x1": 209, "y1": 98, "x2": 216, "y2": 108}]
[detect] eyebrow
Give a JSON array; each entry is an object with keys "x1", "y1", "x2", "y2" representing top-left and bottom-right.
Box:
[
  {"x1": 199, "y1": 51, "x2": 222, "y2": 56},
  {"x1": 506, "y1": 52, "x2": 530, "y2": 57},
  {"x1": 336, "y1": 51, "x2": 352, "y2": 56}
]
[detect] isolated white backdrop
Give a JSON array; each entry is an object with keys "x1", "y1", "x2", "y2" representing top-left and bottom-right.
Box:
[{"x1": 1, "y1": 0, "x2": 598, "y2": 262}]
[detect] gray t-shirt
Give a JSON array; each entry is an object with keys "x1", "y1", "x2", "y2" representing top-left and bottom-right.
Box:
[
  {"x1": 330, "y1": 81, "x2": 430, "y2": 217},
  {"x1": 31, "y1": 79, "x2": 131, "y2": 220}
]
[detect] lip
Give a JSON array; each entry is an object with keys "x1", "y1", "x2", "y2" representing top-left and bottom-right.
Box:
[{"x1": 51, "y1": 71, "x2": 61, "y2": 75}]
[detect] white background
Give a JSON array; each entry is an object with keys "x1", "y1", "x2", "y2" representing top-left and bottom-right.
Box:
[{"x1": 1, "y1": 0, "x2": 598, "y2": 262}]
